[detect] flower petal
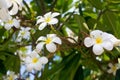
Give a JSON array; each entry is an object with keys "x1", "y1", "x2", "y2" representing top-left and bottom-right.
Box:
[
  {"x1": 93, "y1": 45, "x2": 104, "y2": 55},
  {"x1": 46, "y1": 43, "x2": 56, "y2": 53},
  {"x1": 84, "y1": 37, "x2": 94, "y2": 47},
  {"x1": 4, "y1": 23, "x2": 12, "y2": 30},
  {"x1": 36, "y1": 17, "x2": 45, "y2": 24},
  {"x1": 44, "y1": 12, "x2": 51, "y2": 18},
  {"x1": 52, "y1": 37, "x2": 62, "y2": 44},
  {"x1": 9, "y1": 2, "x2": 19, "y2": 15},
  {"x1": 51, "y1": 12, "x2": 60, "y2": 17},
  {"x1": 38, "y1": 22, "x2": 47, "y2": 30},
  {"x1": 26, "y1": 64, "x2": 34, "y2": 72},
  {"x1": 102, "y1": 42, "x2": 113, "y2": 51},
  {"x1": 13, "y1": 19, "x2": 20, "y2": 28},
  {"x1": 39, "y1": 56, "x2": 48, "y2": 64},
  {"x1": 37, "y1": 36, "x2": 46, "y2": 42},
  {"x1": 36, "y1": 42, "x2": 45, "y2": 51},
  {"x1": 34, "y1": 63, "x2": 42, "y2": 71},
  {"x1": 48, "y1": 18, "x2": 58, "y2": 24}
]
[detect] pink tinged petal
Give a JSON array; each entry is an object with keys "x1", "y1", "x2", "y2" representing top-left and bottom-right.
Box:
[
  {"x1": 37, "y1": 36, "x2": 46, "y2": 42},
  {"x1": 93, "y1": 45, "x2": 104, "y2": 55},
  {"x1": 38, "y1": 22, "x2": 47, "y2": 30},
  {"x1": 51, "y1": 12, "x2": 60, "y2": 17},
  {"x1": 48, "y1": 18, "x2": 58, "y2": 24},
  {"x1": 84, "y1": 37, "x2": 94, "y2": 47},
  {"x1": 9, "y1": 2, "x2": 19, "y2": 15},
  {"x1": 102, "y1": 42, "x2": 113, "y2": 51},
  {"x1": 46, "y1": 43, "x2": 56, "y2": 53},
  {"x1": 39, "y1": 57, "x2": 48, "y2": 64},
  {"x1": 52, "y1": 37, "x2": 62, "y2": 44},
  {"x1": 36, "y1": 42, "x2": 45, "y2": 51}
]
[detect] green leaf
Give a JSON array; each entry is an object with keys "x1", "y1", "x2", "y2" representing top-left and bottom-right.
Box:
[
  {"x1": 115, "y1": 69, "x2": 120, "y2": 80},
  {"x1": 87, "y1": 0, "x2": 104, "y2": 9}
]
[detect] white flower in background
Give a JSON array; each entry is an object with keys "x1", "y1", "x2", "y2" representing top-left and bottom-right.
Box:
[
  {"x1": 4, "y1": 16, "x2": 20, "y2": 30},
  {"x1": 36, "y1": 34, "x2": 62, "y2": 53},
  {"x1": 107, "y1": 63, "x2": 120, "y2": 76},
  {"x1": 84, "y1": 30, "x2": 114, "y2": 55},
  {"x1": 16, "y1": 27, "x2": 31, "y2": 42},
  {"x1": 24, "y1": 50, "x2": 48, "y2": 72},
  {"x1": 3, "y1": 71, "x2": 18, "y2": 80},
  {"x1": 36, "y1": 12, "x2": 60, "y2": 30},
  {"x1": 6, "y1": 0, "x2": 23, "y2": 15}
]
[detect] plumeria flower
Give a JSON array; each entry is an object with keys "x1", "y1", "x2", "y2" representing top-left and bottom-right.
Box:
[
  {"x1": 16, "y1": 27, "x2": 31, "y2": 42},
  {"x1": 84, "y1": 30, "x2": 114, "y2": 55},
  {"x1": 3, "y1": 71, "x2": 18, "y2": 80},
  {"x1": 4, "y1": 16, "x2": 20, "y2": 30},
  {"x1": 6, "y1": 0, "x2": 23, "y2": 15},
  {"x1": 36, "y1": 34, "x2": 62, "y2": 53},
  {"x1": 36, "y1": 12, "x2": 60, "y2": 30},
  {"x1": 107, "y1": 63, "x2": 120, "y2": 76},
  {"x1": 24, "y1": 50, "x2": 48, "y2": 72}
]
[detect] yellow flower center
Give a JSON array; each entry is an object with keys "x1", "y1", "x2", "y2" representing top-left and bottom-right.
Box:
[
  {"x1": 45, "y1": 17, "x2": 51, "y2": 23},
  {"x1": 112, "y1": 66, "x2": 117, "y2": 71},
  {"x1": 8, "y1": 20, "x2": 13, "y2": 24},
  {"x1": 45, "y1": 38, "x2": 52, "y2": 44},
  {"x1": 9, "y1": 76, "x2": 13, "y2": 80},
  {"x1": 96, "y1": 37, "x2": 103, "y2": 44},
  {"x1": 32, "y1": 58, "x2": 38, "y2": 63},
  {"x1": 21, "y1": 31, "x2": 25, "y2": 36}
]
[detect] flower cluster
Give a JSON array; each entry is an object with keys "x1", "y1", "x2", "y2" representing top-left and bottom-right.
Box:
[{"x1": 84, "y1": 30, "x2": 120, "y2": 55}]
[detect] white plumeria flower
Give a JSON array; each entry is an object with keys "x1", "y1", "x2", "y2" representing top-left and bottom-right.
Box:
[
  {"x1": 84, "y1": 30, "x2": 114, "y2": 55},
  {"x1": 36, "y1": 12, "x2": 60, "y2": 30},
  {"x1": 4, "y1": 16, "x2": 20, "y2": 30},
  {"x1": 107, "y1": 63, "x2": 120, "y2": 76},
  {"x1": 6, "y1": 0, "x2": 23, "y2": 15},
  {"x1": 16, "y1": 27, "x2": 31, "y2": 42},
  {"x1": 24, "y1": 50, "x2": 48, "y2": 72},
  {"x1": 36, "y1": 34, "x2": 62, "y2": 53},
  {"x1": 0, "y1": 0, "x2": 7, "y2": 9},
  {"x1": 3, "y1": 71, "x2": 18, "y2": 80}
]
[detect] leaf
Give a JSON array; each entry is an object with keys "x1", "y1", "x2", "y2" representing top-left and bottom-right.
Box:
[
  {"x1": 115, "y1": 69, "x2": 120, "y2": 80},
  {"x1": 87, "y1": 0, "x2": 104, "y2": 9}
]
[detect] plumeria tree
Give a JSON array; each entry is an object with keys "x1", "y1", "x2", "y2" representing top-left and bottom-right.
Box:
[{"x1": 0, "y1": 0, "x2": 120, "y2": 80}]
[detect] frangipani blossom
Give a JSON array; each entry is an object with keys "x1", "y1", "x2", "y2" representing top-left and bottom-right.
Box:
[
  {"x1": 107, "y1": 63, "x2": 120, "y2": 76},
  {"x1": 4, "y1": 17, "x2": 20, "y2": 30},
  {"x1": 24, "y1": 50, "x2": 48, "y2": 72},
  {"x1": 16, "y1": 27, "x2": 31, "y2": 42},
  {"x1": 36, "y1": 34, "x2": 62, "y2": 53},
  {"x1": 36, "y1": 12, "x2": 60, "y2": 30},
  {"x1": 84, "y1": 30, "x2": 114, "y2": 55},
  {"x1": 6, "y1": 0, "x2": 23, "y2": 15}
]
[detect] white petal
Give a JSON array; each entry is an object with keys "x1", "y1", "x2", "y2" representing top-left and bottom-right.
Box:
[
  {"x1": 36, "y1": 17, "x2": 45, "y2": 24},
  {"x1": 13, "y1": 19, "x2": 20, "y2": 28},
  {"x1": 93, "y1": 45, "x2": 104, "y2": 55},
  {"x1": 37, "y1": 36, "x2": 46, "y2": 42},
  {"x1": 44, "y1": 12, "x2": 52, "y2": 18},
  {"x1": 107, "y1": 69, "x2": 113, "y2": 74},
  {"x1": 0, "y1": 0, "x2": 7, "y2": 8},
  {"x1": 36, "y1": 42, "x2": 45, "y2": 51},
  {"x1": 4, "y1": 23, "x2": 12, "y2": 30},
  {"x1": 90, "y1": 30, "x2": 103, "y2": 38},
  {"x1": 25, "y1": 57, "x2": 32, "y2": 63},
  {"x1": 26, "y1": 64, "x2": 33, "y2": 72},
  {"x1": 51, "y1": 12, "x2": 60, "y2": 17},
  {"x1": 108, "y1": 63, "x2": 113, "y2": 67},
  {"x1": 39, "y1": 57, "x2": 48, "y2": 64},
  {"x1": 9, "y1": 2, "x2": 18, "y2": 15},
  {"x1": 47, "y1": 34, "x2": 56, "y2": 38},
  {"x1": 48, "y1": 18, "x2": 58, "y2": 24},
  {"x1": 38, "y1": 22, "x2": 47, "y2": 30},
  {"x1": 102, "y1": 42, "x2": 113, "y2": 51},
  {"x1": 46, "y1": 43, "x2": 56, "y2": 53},
  {"x1": 84, "y1": 37, "x2": 94, "y2": 47},
  {"x1": 52, "y1": 37, "x2": 62, "y2": 44},
  {"x1": 34, "y1": 63, "x2": 42, "y2": 71}
]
